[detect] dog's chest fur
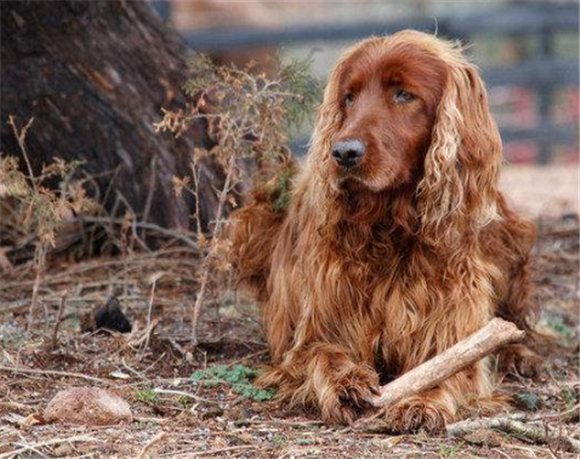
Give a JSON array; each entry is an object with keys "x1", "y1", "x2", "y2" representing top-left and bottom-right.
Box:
[{"x1": 309, "y1": 217, "x2": 409, "y2": 320}]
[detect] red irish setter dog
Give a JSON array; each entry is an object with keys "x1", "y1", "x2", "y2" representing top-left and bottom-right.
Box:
[{"x1": 231, "y1": 31, "x2": 539, "y2": 432}]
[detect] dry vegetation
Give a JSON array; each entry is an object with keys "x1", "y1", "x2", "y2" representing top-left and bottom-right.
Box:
[
  {"x1": 154, "y1": 52, "x2": 318, "y2": 344},
  {"x1": 0, "y1": 57, "x2": 578, "y2": 459}
]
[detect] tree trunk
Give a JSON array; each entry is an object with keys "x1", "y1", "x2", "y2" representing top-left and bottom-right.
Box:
[{"x1": 1, "y1": 0, "x2": 219, "y2": 231}]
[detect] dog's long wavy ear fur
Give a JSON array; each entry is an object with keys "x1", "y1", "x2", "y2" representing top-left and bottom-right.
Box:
[
  {"x1": 417, "y1": 56, "x2": 502, "y2": 247},
  {"x1": 308, "y1": 63, "x2": 347, "y2": 179}
]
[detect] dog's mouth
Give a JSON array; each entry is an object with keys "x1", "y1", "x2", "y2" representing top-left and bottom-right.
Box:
[
  {"x1": 328, "y1": 155, "x2": 399, "y2": 193},
  {"x1": 331, "y1": 168, "x2": 399, "y2": 194},
  {"x1": 332, "y1": 173, "x2": 371, "y2": 193},
  {"x1": 331, "y1": 160, "x2": 362, "y2": 179}
]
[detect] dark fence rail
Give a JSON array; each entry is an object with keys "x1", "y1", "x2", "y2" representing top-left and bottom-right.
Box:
[
  {"x1": 155, "y1": 3, "x2": 578, "y2": 50},
  {"x1": 151, "y1": 1, "x2": 579, "y2": 162}
]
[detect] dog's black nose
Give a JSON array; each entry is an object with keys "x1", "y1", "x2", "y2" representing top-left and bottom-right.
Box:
[{"x1": 331, "y1": 139, "x2": 365, "y2": 168}]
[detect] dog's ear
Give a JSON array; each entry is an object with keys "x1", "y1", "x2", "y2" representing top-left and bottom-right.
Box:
[
  {"x1": 309, "y1": 62, "x2": 345, "y2": 168},
  {"x1": 417, "y1": 60, "x2": 502, "y2": 247}
]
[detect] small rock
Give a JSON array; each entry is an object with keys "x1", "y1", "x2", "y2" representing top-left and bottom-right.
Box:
[
  {"x1": 53, "y1": 443, "x2": 75, "y2": 457},
  {"x1": 44, "y1": 387, "x2": 132, "y2": 425},
  {"x1": 81, "y1": 297, "x2": 132, "y2": 333}
]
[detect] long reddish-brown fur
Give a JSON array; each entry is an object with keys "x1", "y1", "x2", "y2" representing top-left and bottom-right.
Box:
[{"x1": 230, "y1": 30, "x2": 540, "y2": 432}]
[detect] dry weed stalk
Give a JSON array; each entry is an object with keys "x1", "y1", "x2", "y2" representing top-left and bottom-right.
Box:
[
  {"x1": 155, "y1": 53, "x2": 319, "y2": 343},
  {"x1": 49, "y1": 292, "x2": 68, "y2": 349},
  {"x1": 1, "y1": 115, "x2": 95, "y2": 332}
]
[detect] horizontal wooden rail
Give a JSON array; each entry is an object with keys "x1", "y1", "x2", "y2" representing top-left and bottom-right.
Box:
[
  {"x1": 501, "y1": 124, "x2": 578, "y2": 145},
  {"x1": 483, "y1": 60, "x2": 579, "y2": 88},
  {"x1": 162, "y1": 4, "x2": 580, "y2": 51}
]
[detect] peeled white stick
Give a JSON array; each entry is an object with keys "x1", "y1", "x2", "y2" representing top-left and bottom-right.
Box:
[{"x1": 371, "y1": 318, "x2": 525, "y2": 410}]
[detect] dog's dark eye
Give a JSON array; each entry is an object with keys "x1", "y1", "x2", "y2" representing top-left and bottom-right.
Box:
[
  {"x1": 393, "y1": 89, "x2": 415, "y2": 103},
  {"x1": 344, "y1": 93, "x2": 354, "y2": 107}
]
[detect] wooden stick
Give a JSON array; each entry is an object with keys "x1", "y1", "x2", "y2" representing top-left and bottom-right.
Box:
[
  {"x1": 371, "y1": 318, "x2": 525, "y2": 410},
  {"x1": 448, "y1": 414, "x2": 580, "y2": 453}
]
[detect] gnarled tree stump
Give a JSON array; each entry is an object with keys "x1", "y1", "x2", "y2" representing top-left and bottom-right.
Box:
[{"x1": 1, "y1": 0, "x2": 219, "y2": 231}]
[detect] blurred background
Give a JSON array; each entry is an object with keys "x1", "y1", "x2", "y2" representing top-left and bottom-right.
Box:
[{"x1": 151, "y1": 0, "x2": 579, "y2": 219}]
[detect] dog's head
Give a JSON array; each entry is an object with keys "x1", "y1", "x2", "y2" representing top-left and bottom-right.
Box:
[
  {"x1": 326, "y1": 33, "x2": 446, "y2": 192},
  {"x1": 310, "y1": 30, "x2": 502, "y2": 237}
]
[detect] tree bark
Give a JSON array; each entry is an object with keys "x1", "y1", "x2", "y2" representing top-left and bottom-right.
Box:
[{"x1": 1, "y1": 0, "x2": 219, "y2": 231}]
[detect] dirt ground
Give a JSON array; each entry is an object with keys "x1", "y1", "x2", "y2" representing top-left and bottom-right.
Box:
[
  {"x1": 0, "y1": 166, "x2": 578, "y2": 459},
  {"x1": 500, "y1": 165, "x2": 578, "y2": 219}
]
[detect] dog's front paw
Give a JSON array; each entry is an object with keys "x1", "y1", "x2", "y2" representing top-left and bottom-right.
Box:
[
  {"x1": 498, "y1": 344, "x2": 544, "y2": 380},
  {"x1": 320, "y1": 365, "x2": 380, "y2": 425},
  {"x1": 384, "y1": 395, "x2": 452, "y2": 434}
]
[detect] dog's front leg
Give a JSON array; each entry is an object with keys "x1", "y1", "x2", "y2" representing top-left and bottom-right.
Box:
[
  {"x1": 258, "y1": 342, "x2": 380, "y2": 425},
  {"x1": 307, "y1": 343, "x2": 380, "y2": 425}
]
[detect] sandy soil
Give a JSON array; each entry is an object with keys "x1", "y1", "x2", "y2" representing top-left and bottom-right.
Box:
[{"x1": 501, "y1": 165, "x2": 578, "y2": 219}]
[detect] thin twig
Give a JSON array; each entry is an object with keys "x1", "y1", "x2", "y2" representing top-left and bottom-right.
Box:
[
  {"x1": 191, "y1": 154, "x2": 237, "y2": 344},
  {"x1": 26, "y1": 245, "x2": 46, "y2": 333},
  {"x1": 0, "y1": 365, "x2": 110, "y2": 384},
  {"x1": 50, "y1": 292, "x2": 67, "y2": 349},
  {"x1": 7, "y1": 116, "x2": 49, "y2": 335},
  {"x1": 128, "y1": 319, "x2": 159, "y2": 349},
  {"x1": 152, "y1": 388, "x2": 218, "y2": 404},
  {"x1": 136, "y1": 431, "x2": 169, "y2": 459},
  {"x1": 7, "y1": 116, "x2": 36, "y2": 193},
  {"x1": 142, "y1": 280, "x2": 158, "y2": 353},
  {"x1": 142, "y1": 155, "x2": 158, "y2": 226},
  {"x1": 191, "y1": 162, "x2": 203, "y2": 242},
  {"x1": 77, "y1": 216, "x2": 198, "y2": 251},
  {"x1": 115, "y1": 191, "x2": 149, "y2": 253},
  {"x1": 534, "y1": 403, "x2": 580, "y2": 423}
]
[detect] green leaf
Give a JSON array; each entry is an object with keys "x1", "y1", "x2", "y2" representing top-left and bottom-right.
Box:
[{"x1": 190, "y1": 364, "x2": 274, "y2": 402}]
